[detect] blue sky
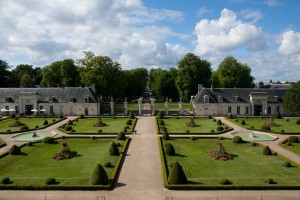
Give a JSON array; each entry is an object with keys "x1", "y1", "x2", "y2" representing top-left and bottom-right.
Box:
[{"x1": 0, "y1": 0, "x2": 300, "y2": 82}]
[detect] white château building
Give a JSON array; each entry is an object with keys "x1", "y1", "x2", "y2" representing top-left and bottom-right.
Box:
[{"x1": 0, "y1": 87, "x2": 99, "y2": 116}]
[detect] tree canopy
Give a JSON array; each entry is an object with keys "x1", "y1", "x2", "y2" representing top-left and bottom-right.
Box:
[
  {"x1": 212, "y1": 56, "x2": 255, "y2": 88},
  {"x1": 0, "y1": 59, "x2": 11, "y2": 87},
  {"x1": 176, "y1": 53, "x2": 212, "y2": 101},
  {"x1": 283, "y1": 81, "x2": 300, "y2": 115}
]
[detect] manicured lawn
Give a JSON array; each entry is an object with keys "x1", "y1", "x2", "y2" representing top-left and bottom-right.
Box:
[
  {"x1": 0, "y1": 138, "x2": 125, "y2": 186},
  {"x1": 0, "y1": 117, "x2": 61, "y2": 133},
  {"x1": 158, "y1": 117, "x2": 231, "y2": 134},
  {"x1": 227, "y1": 117, "x2": 300, "y2": 133},
  {"x1": 62, "y1": 117, "x2": 135, "y2": 134},
  {"x1": 280, "y1": 139, "x2": 300, "y2": 155},
  {"x1": 162, "y1": 138, "x2": 300, "y2": 186}
]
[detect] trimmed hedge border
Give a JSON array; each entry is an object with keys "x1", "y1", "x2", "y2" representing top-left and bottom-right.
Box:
[
  {"x1": 159, "y1": 136, "x2": 300, "y2": 190},
  {"x1": 0, "y1": 117, "x2": 67, "y2": 134},
  {"x1": 0, "y1": 136, "x2": 130, "y2": 190}
]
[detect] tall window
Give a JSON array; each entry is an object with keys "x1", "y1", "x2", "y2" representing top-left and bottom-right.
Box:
[
  {"x1": 218, "y1": 95, "x2": 223, "y2": 102},
  {"x1": 245, "y1": 106, "x2": 249, "y2": 114},
  {"x1": 276, "y1": 106, "x2": 280, "y2": 113},
  {"x1": 228, "y1": 106, "x2": 231, "y2": 113},
  {"x1": 15, "y1": 106, "x2": 19, "y2": 113},
  {"x1": 204, "y1": 95, "x2": 209, "y2": 103},
  {"x1": 84, "y1": 97, "x2": 89, "y2": 103},
  {"x1": 268, "y1": 106, "x2": 271, "y2": 115},
  {"x1": 237, "y1": 106, "x2": 240, "y2": 114},
  {"x1": 50, "y1": 106, "x2": 53, "y2": 114}
]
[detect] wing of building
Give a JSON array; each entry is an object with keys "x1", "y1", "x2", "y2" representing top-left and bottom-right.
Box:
[
  {"x1": 0, "y1": 87, "x2": 99, "y2": 116},
  {"x1": 192, "y1": 85, "x2": 290, "y2": 116}
]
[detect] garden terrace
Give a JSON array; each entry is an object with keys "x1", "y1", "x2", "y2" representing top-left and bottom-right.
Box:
[
  {"x1": 227, "y1": 117, "x2": 300, "y2": 134},
  {"x1": 159, "y1": 137, "x2": 300, "y2": 189},
  {"x1": 0, "y1": 137, "x2": 129, "y2": 190},
  {"x1": 0, "y1": 117, "x2": 65, "y2": 134},
  {"x1": 157, "y1": 117, "x2": 232, "y2": 134}
]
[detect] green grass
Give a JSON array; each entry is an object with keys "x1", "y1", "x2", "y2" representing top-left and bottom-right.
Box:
[
  {"x1": 227, "y1": 117, "x2": 300, "y2": 133},
  {"x1": 162, "y1": 138, "x2": 300, "y2": 185},
  {"x1": 0, "y1": 117, "x2": 61, "y2": 133},
  {"x1": 159, "y1": 117, "x2": 230, "y2": 134},
  {"x1": 62, "y1": 117, "x2": 135, "y2": 134},
  {"x1": 280, "y1": 139, "x2": 300, "y2": 155},
  {"x1": 0, "y1": 138, "x2": 124, "y2": 186}
]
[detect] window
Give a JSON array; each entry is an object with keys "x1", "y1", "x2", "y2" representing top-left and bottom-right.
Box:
[
  {"x1": 15, "y1": 106, "x2": 19, "y2": 113},
  {"x1": 69, "y1": 97, "x2": 76, "y2": 103},
  {"x1": 276, "y1": 106, "x2": 280, "y2": 113},
  {"x1": 50, "y1": 106, "x2": 53, "y2": 114},
  {"x1": 237, "y1": 106, "x2": 240, "y2": 114},
  {"x1": 235, "y1": 96, "x2": 239, "y2": 102},
  {"x1": 40, "y1": 106, "x2": 43, "y2": 110},
  {"x1": 268, "y1": 106, "x2": 271, "y2": 115},
  {"x1": 84, "y1": 96, "x2": 89, "y2": 103},
  {"x1": 245, "y1": 106, "x2": 249, "y2": 114},
  {"x1": 218, "y1": 95, "x2": 223, "y2": 102},
  {"x1": 204, "y1": 95, "x2": 209, "y2": 103},
  {"x1": 274, "y1": 96, "x2": 278, "y2": 102},
  {"x1": 5, "y1": 97, "x2": 11, "y2": 102},
  {"x1": 228, "y1": 106, "x2": 231, "y2": 113},
  {"x1": 49, "y1": 97, "x2": 54, "y2": 102}
]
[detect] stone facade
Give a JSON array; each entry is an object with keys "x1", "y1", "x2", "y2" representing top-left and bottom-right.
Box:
[{"x1": 0, "y1": 87, "x2": 99, "y2": 116}]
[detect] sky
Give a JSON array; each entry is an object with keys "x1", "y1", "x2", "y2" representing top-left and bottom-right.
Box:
[{"x1": 0, "y1": 0, "x2": 300, "y2": 83}]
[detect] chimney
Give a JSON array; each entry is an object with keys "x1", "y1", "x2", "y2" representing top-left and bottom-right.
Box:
[
  {"x1": 211, "y1": 84, "x2": 214, "y2": 91},
  {"x1": 198, "y1": 84, "x2": 203, "y2": 93}
]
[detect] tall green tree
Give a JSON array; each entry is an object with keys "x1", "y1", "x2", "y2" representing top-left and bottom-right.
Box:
[
  {"x1": 123, "y1": 68, "x2": 148, "y2": 98},
  {"x1": 156, "y1": 68, "x2": 179, "y2": 100},
  {"x1": 176, "y1": 53, "x2": 212, "y2": 101},
  {"x1": 78, "y1": 51, "x2": 123, "y2": 97},
  {"x1": 20, "y1": 74, "x2": 35, "y2": 88},
  {"x1": 0, "y1": 59, "x2": 11, "y2": 87},
  {"x1": 283, "y1": 81, "x2": 300, "y2": 115},
  {"x1": 148, "y1": 68, "x2": 163, "y2": 95},
  {"x1": 10, "y1": 64, "x2": 41, "y2": 87},
  {"x1": 212, "y1": 56, "x2": 254, "y2": 88}
]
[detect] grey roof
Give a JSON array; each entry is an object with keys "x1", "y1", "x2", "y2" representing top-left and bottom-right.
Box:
[
  {"x1": 0, "y1": 87, "x2": 98, "y2": 103},
  {"x1": 194, "y1": 88, "x2": 288, "y2": 104}
]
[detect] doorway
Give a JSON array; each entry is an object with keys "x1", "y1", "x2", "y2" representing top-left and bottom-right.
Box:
[
  {"x1": 25, "y1": 105, "x2": 33, "y2": 115},
  {"x1": 254, "y1": 105, "x2": 262, "y2": 116}
]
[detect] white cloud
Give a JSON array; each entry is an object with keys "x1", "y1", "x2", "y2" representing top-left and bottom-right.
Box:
[
  {"x1": 240, "y1": 9, "x2": 263, "y2": 24},
  {"x1": 194, "y1": 8, "x2": 264, "y2": 56},
  {"x1": 197, "y1": 7, "x2": 212, "y2": 16},
  {"x1": 278, "y1": 31, "x2": 300, "y2": 55},
  {"x1": 0, "y1": 0, "x2": 187, "y2": 68},
  {"x1": 264, "y1": 0, "x2": 283, "y2": 7}
]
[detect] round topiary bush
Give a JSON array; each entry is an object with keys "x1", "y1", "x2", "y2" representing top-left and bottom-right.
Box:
[
  {"x1": 296, "y1": 119, "x2": 300, "y2": 125},
  {"x1": 90, "y1": 164, "x2": 109, "y2": 185},
  {"x1": 79, "y1": 113, "x2": 84, "y2": 119},
  {"x1": 109, "y1": 141, "x2": 119, "y2": 156},
  {"x1": 288, "y1": 136, "x2": 299, "y2": 143},
  {"x1": 218, "y1": 137, "x2": 224, "y2": 140},
  {"x1": 162, "y1": 132, "x2": 170, "y2": 140},
  {"x1": 20, "y1": 125, "x2": 29, "y2": 131},
  {"x1": 43, "y1": 136, "x2": 55, "y2": 144},
  {"x1": 241, "y1": 120, "x2": 246, "y2": 125},
  {"x1": 283, "y1": 161, "x2": 291, "y2": 167},
  {"x1": 228, "y1": 113, "x2": 233, "y2": 119},
  {"x1": 216, "y1": 119, "x2": 222, "y2": 125},
  {"x1": 263, "y1": 145, "x2": 272, "y2": 155},
  {"x1": 208, "y1": 115, "x2": 212, "y2": 119},
  {"x1": 251, "y1": 142, "x2": 256, "y2": 146},
  {"x1": 190, "y1": 136, "x2": 195, "y2": 140},
  {"x1": 211, "y1": 129, "x2": 214, "y2": 133},
  {"x1": 219, "y1": 178, "x2": 230, "y2": 185},
  {"x1": 117, "y1": 131, "x2": 126, "y2": 140},
  {"x1": 43, "y1": 120, "x2": 49, "y2": 125},
  {"x1": 126, "y1": 119, "x2": 132, "y2": 125},
  {"x1": 35, "y1": 125, "x2": 39, "y2": 129},
  {"x1": 167, "y1": 161, "x2": 187, "y2": 184},
  {"x1": 27, "y1": 141, "x2": 33, "y2": 146},
  {"x1": 91, "y1": 136, "x2": 95, "y2": 140},
  {"x1": 61, "y1": 135, "x2": 66, "y2": 139},
  {"x1": 165, "y1": 143, "x2": 175, "y2": 156},
  {"x1": 9, "y1": 145, "x2": 21, "y2": 155},
  {"x1": 217, "y1": 126, "x2": 224, "y2": 131},
  {"x1": 45, "y1": 178, "x2": 56, "y2": 185},
  {"x1": 1, "y1": 177, "x2": 10, "y2": 184},
  {"x1": 59, "y1": 114, "x2": 64, "y2": 119},
  {"x1": 232, "y1": 136, "x2": 243, "y2": 143},
  {"x1": 286, "y1": 140, "x2": 291, "y2": 146},
  {"x1": 64, "y1": 125, "x2": 72, "y2": 131},
  {"x1": 185, "y1": 130, "x2": 189, "y2": 133},
  {"x1": 104, "y1": 161, "x2": 113, "y2": 168},
  {"x1": 265, "y1": 177, "x2": 274, "y2": 184},
  {"x1": 67, "y1": 120, "x2": 73, "y2": 125},
  {"x1": 275, "y1": 112, "x2": 282, "y2": 119},
  {"x1": 261, "y1": 125, "x2": 271, "y2": 131}
]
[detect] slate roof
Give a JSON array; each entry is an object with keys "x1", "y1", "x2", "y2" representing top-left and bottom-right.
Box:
[
  {"x1": 0, "y1": 87, "x2": 98, "y2": 103},
  {"x1": 194, "y1": 88, "x2": 288, "y2": 104}
]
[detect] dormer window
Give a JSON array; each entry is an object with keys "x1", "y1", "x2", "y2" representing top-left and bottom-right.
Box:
[
  {"x1": 49, "y1": 97, "x2": 55, "y2": 102},
  {"x1": 274, "y1": 96, "x2": 279, "y2": 102},
  {"x1": 235, "y1": 96, "x2": 239, "y2": 102},
  {"x1": 84, "y1": 96, "x2": 90, "y2": 103},
  {"x1": 218, "y1": 95, "x2": 223, "y2": 103},
  {"x1": 204, "y1": 95, "x2": 209, "y2": 103},
  {"x1": 5, "y1": 97, "x2": 11, "y2": 102},
  {"x1": 69, "y1": 97, "x2": 76, "y2": 103}
]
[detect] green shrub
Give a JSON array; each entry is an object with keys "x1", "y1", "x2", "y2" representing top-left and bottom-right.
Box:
[
  {"x1": 109, "y1": 141, "x2": 119, "y2": 156},
  {"x1": 241, "y1": 120, "x2": 246, "y2": 125},
  {"x1": 216, "y1": 119, "x2": 222, "y2": 125},
  {"x1": 6, "y1": 129, "x2": 11, "y2": 133},
  {"x1": 213, "y1": 119, "x2": 216, "y2": 122},
  {"x1": 59, "y1": 114, "x2": 64, "y2": 119},
  {"x1": 98, "y1": 129, "x2": 102, "y2": 133},
  {"x1": 275, "y1": 112, "x2": 282, "y2": 119},
  {"x1": 123, "y1": 126, "x2": 128, "y2": 133},
  {"x1": 219, "y1": 178, "x2": 230, "y2": 185},
  {"x1": 263, "y1": 145, "x2": 272, "y2": 155},
  {"x1": 158, "y1": 119, "x2": 165, "y2": 125},
  {"x1": 43, "y1": 120, "x2": 49, "y2": 125},
  {"x1": 115, "y1": 142, "x2": 122, "y2": 147},
  {"x1": 90, "y1": 164, "x2": 109, "y2": 185},
  {"x1": 224, "y1": 126, "x2": 228, "y2": 129},
  {"x1": 91, "y1": 136, "x2": 95, "y2": 140},
  {"x1": 71, "y1": 129, "x2": 75, "y2": 133},
  {"x1": 117, "y1": 131, "x2": 126, "y2": 140},
  {"x1": 104, "y1": 162, "x2": 112, "y2": 168},
  {"x1": 185, "y1": 130, "x2": 189, "y2": 133},
  {"x1": 165, "y1": 143, "x2": 175, "y2": 156},
  {"x1": 1, "y1": 177, "x2": 10, "y2": 184},
  {"x1": 296, "y1": 119, "x2": 300, "y2": 125},
  {"x1": 283, "y1": 161, "x2": 291, "y2": 167},
  {"x1": 52, "y1": 119, "x2": 56, "y2": 122},
  {"x1": 35, "y1": 125, "x2": 39, "y2": 129},
  {"x1": 208, "y1": 115, "x2": 212, "y2": 119},
  {"x1": 286, "y1": 118, "x2": 289, "y2": 122},
  {"x1": 251, "y1": 142, "x2": 256, "y2": 146},
  {"x1": 168, "y1": 161, "x2": 187, "y2": 184},
  {"x1": 235, "y1": 119, "x2": 239, "y2": 122},
  {"x1": 126, "y1": 119, "x2": 132, "y2": 125},
  {"x1": 190, "y1": 136, "x2": 195, "y2": 140},
  {"x1": 211, "y1": 129, "x2": 214, "y2": 133},
  {"x1": 286, "y1": 140, "x2": 291, "y2": 146},
  {"x1": 45, "y1": 178, "x2": 56, "y2": 185},
  {"x1": 27, "y1": 141, "x2": 33, "y2": 146},
  {"x1": 261, "y1": 125, "x2": 270, "y2": 131},
  {"x1": 228, "y1": 113, "x2": 233, "y2": 119},
  {"x1": 43, "y1": 137, "x2": 55, "y2": 144},
  {"x1": 168, "y1": 161, "x2": 175, "y2": 168},
  {"x1": 265, "y1": 178, "x2": 274, "y2": 184},
  {"x1": 64, "y1": 125, "x2": 72, "y2": 131},
  {"x1": 9, "y1": 145, "x2": 21, "y2": 155},
  {"x1": 281, "y1": 129, "x2": 284, "y2": 133},
  {"x1": 128, "y1": 111, "x2": 134, "y2": 119},
  {"x1": 217, "y1": 126, "x2": 224, "y2": 131},
  {"x1": 218, "y1": 137, "x2": 224, "y2": 140},
  {"x1": 162, "y1": 132, "x2": 170, "y2": 140},
  {"x1": 67, "y1": 120, "x2": 73, "y2": 125},
  {"x1": 79, "y1": 113, "x2": 84, "y2": 119},
  {"x1": 288, "y1": 136, "x2": 299, "y2": 143},
  {"x1": 157, "y1": 111, "x2": 164, "y2": 119},
  {"x1": 61, "y1": 135, "x2": 66, "y2": 139},
  {"x1": 20, "y1": 125, "x2": 29, "y2": 131},
  {"x1": 232, "y1": 136, "x2": 243, "y2": 143}
]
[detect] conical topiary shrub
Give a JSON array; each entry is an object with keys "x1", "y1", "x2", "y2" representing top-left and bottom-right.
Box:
[
  {"x1": 109, "y1": 141, "x2": 120, "y2": 156},
  {"x1": 263, "y1": 145, "x2": 272, "y2": 155},
  {"x1": 157, "y1": 111, "x2": 164, "y2": 119},
  {"x1": 128, "y1": 111, "x2": 134, "y2": 119},
  {"x1": 162, "y1": 132, "x2": 170, "y2": 140},
  {"x1": 168, "y1": 161, "x2": 187, "y2": 184},
  {"x1": 90, "y1": 164, "x2": 109, "y2": 185},
  {"x1": 9, "y1": 145, "x2": 21, "y2": 155},
  {"x1": 166, "y1": 143, "x2": 175, "y2": 156},
  {"x1": 117, "y1": 131, "x2": 126, "y2": 140}
]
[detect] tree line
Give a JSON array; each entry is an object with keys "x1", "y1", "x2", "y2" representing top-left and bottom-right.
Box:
[{"x1": 0, "y1": 51, "x2": 284, "y2": 101}]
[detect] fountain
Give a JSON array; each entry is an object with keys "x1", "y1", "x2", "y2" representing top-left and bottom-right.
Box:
[
  {"x1": 232, "y1": 131, "x2": 278, "y2": 141},
  {"x1": 10, "y1": 131, "x2": 57, "y2": 142},
  {"x1": 32, "y1": 131, "x2": 38, "y2": 137}
]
